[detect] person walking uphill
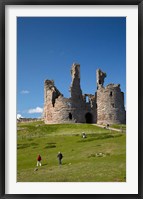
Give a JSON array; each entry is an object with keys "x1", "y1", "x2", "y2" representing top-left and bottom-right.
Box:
[
  {"x1": 37, "y1": 154, "x2": 42, "y2": 166},
  {"x1": 57, "y1": 152, "x2": 63, "y2": 165}
]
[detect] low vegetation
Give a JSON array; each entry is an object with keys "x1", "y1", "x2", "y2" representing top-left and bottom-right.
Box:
[
  {"x1": 17, "y1": 121, "x2": 126, "y2": 182},
  {"x1": 110, "y1": 124, "x2": 126, "y2": 131}
]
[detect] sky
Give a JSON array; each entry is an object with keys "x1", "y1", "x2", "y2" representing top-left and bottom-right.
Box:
[{"x1": 17, "y1": 17, "x2": 126, "y2": 119}]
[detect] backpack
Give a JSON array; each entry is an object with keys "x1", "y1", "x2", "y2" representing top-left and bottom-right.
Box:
[{"x1": 37, "y1": 155, "x2": 41, "y2": 161}]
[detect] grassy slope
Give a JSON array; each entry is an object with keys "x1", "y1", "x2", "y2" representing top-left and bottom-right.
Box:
[
  {"x1": 17, "y1": 122, "x2": 126, "y2": 182},
  {"x1": 110, "y1": 124, "x2": 126, "y2": 131}
]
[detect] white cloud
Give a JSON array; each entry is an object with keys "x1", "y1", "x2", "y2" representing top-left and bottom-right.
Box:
[
  {"x1": 28, "y1": 107, "x2": 43, "y2": 114},
  {"x1": 21, "y1": 90, "x2": 30, "y2": 94},
  {"x1": 17, "y1": 114, "x2": 23, "y2": 119}
]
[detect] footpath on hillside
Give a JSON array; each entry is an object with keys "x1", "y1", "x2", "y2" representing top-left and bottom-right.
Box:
[{"x1": 92, "y1": 124, "x2": 126, "y2": 133}]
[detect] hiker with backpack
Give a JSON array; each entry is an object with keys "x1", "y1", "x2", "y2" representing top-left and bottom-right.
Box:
[{"x1": 37, "y1": 154, "x2": 42, "y2": 166}]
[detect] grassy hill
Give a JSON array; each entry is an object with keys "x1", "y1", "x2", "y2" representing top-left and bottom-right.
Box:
[{"x1": 17, "y1": 121, "x2": 126, "y2": 182}]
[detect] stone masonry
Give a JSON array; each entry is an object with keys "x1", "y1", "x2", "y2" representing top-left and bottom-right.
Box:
[{"x1": 43, "y1": 63, "x2": 126, "y2": 124}]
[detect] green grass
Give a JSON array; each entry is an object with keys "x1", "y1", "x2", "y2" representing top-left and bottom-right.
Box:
[
  {"x1": 110, "y1": 124, "x2": 126, "y2": 131},
  {"x1": 17, "y1": 121, "x2": 126, "y2": 182}
]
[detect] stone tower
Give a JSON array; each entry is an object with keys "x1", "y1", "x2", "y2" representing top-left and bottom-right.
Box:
[
  {"x1": 69, "y1": 63, "x2": 97, "y2": 123},
  {"x1": 70, "y1": 63, "x2": 82, "y2": 101},
  {"x1": 96, "y1": 69, "x2": 126, "y2": 124}
]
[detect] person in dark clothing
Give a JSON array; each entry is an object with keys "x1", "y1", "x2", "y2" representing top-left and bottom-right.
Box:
[{"x1": 57, "y1": 152, "x2": 63, "y2": 165}]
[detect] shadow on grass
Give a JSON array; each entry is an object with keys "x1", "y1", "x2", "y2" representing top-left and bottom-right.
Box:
[
  {"x1": 44, "y1": 145, "x2": 56, "y2": 149},
  {"x1": 44, "y1": 142, "x2": 57, "y2": 149},
  {"x1": 17, "y1": 143, "x2": 38, "y2": 149},
  {"x1": 77, "y1": 133, "x2": 123, "y2": 143},
  {"x1": 42, "y1": 163, "x2": 48, "y2": 166}
]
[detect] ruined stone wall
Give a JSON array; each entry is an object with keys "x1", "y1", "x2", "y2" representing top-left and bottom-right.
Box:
[
  {"x1": 96, "y1": 69, "x2": 106, "y2": 88},
  {"x1": 17, "y1": 118, "x2": 42, "y2": 123},
  {"x1": 43, "y1": 80, "x2": 72, "y2": 124},
  {"x1": 97, "y1": 84, "x2": 126, "y2": 124},
  {"x1": 44, "y1": 95, "x2": 75, "y2": 124},
  {"x1": 43, "y1": 64, "x2": 125, "y2": 125},
  {"x1": 44, "y1": 63, "x2": 97, "y2": 124},
  {"x1": 44, "y1": 92, "x2": 97, "y2": 124}
]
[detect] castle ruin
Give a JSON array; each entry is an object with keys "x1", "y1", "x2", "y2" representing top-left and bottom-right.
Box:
[{"x1": 43, "y1": 63, "x2": 126, "y2": 125}]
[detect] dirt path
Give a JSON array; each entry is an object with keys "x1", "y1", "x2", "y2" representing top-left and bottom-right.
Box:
[{"x1": 92, "y1": 124, "x2": 125, "y2": 133}]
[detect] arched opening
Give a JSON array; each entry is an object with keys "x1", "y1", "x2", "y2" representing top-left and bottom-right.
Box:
[
  {"x1": 110, "y1": 91, "x2": 112, "y2": 96},
  {"x1": 85, "y1": 112, "x2": 93, "y2": 123},
  {"x1": 69, "y1": 113, "x2": 72, "y2": 120}
]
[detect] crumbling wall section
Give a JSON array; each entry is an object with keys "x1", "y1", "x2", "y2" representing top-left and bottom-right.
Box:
[
  {"x1": 43, "y1": 80, "x2": 65, "y2": 123},
  {"x1": 43, "y1": 78, "x2": 86, "y2": 124},
  {"x1": 96, "y1": 69, "x2": 106, "y2": 89},
  {"x1": 43, "y1": 63, "x2": 97, "y2": 124},
  {"x1": 44, "y1": 96, "x2": 76, "y2": 124}
]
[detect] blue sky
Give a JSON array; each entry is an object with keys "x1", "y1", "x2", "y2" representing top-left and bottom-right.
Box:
[{"x1": 17, "y1": 17, "x2": 126, "y2": 119}]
